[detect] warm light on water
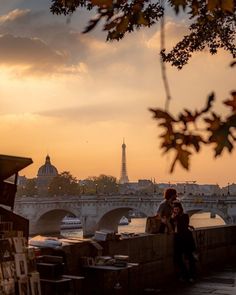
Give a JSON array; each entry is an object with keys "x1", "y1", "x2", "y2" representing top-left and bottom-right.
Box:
[
  {"x1": 190, "y1": 212, "x2": 225, "y2": 228},
  {"x1": 61, "y1": 213, "x2": 225, "y2": 238}
]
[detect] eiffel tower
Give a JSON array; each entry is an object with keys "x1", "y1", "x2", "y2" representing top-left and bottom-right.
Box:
[{"x1": 119, "y1": 139, "x2": 129, "y2": 184}]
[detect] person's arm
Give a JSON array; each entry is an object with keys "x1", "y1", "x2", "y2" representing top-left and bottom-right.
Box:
[{"x1": 156, "y1": 202, "x2": 165, "y2": 216}]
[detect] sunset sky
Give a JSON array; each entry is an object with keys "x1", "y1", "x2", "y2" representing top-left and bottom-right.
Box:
[{"x1": 0, "y1": 0, "x2": 235, "y2": 187}]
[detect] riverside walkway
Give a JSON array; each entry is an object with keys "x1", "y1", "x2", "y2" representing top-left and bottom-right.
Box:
[{"x1": 144, "y1": 264, "x2": 236, "y2": 295}]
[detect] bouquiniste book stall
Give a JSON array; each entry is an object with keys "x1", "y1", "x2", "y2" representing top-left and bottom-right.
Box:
[{"x1": 0, "y1": 155, "x2": 41, "y2": 295}]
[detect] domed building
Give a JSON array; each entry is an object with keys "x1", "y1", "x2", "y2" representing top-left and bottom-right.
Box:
[{"x1": 36, "y1": 155, "x2": 58, "y2": 195}]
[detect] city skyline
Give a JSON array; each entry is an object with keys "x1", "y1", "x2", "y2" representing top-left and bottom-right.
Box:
[
  {"x1": 17, "y1": 151, "x2": 235, "y2": 188},
  {"x1": 0, "y1": 1, "x2": 235, "y2": 186}
]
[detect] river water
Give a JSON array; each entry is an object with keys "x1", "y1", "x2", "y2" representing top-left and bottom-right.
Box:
[{"x1": 61, "y1": 212, "x2": 225, "y2": 238}]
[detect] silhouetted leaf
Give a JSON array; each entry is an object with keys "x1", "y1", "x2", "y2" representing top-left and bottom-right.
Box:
[
  {"x1": 231, "y1": 60, "x2": 236, "y2": 67},
  {"x1": 204, "y1": 113, "x2": 221, "y2": 131},
  {"x1": 117, "y1": 17, "x2": 129, "y2": 34},
  {"x1": 202, "y1": 93, "x2": 215, "y2": 113},
  {"x1": 224, "y1": 91, "x2": 236, "y2": 112},
  {"x1": 91, "y1": 0, "x2": 113, "y2": 7},
  {"x1": 222, "y1": 0, "x2": 235, "y2": 13},
  {"x1": 83, "y1": 17, "x2": 101, "y2": 33},
  {"x1": 211, "y1": 128, "x2": 233, "y2": 156},
  {"x1": 149, "y1": 108, "x2": 176, "y2": 122},
  {"x1": 227, "y1": 114, "x2": 236, "y2": 127},
  {"x1": 170, "y1": 147, "x2": 191, "y2": 173}
]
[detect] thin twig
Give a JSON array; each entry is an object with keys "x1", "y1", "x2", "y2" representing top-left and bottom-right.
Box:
[{"x1": 160, "y1": 0, "x2": 171, "y2": 111}]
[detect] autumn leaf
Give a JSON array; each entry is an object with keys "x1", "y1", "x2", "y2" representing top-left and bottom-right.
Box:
[
  {"x1": 137, "y1": 12, "x2": 149, "y2": 26},
  {"x1": 170, "y1": 0, "x2": 188, "y2": 14},
  {"x1": 207, "y1": 123, "x2": 233, "y2": 156},
  {"x1": 117, "y1": 16, "x2": 129, "y2": 34},
  {"x1": 223, "y1": 91, "x2": 236, "y2": 112},
  {"x1": 170, "y1": 147, "x2": 191, "y2": 173},
  {"x1": 207, "y1": 0, "x2": 218, "y2": 12},
  {"x1": 231, "y1": 60, "x2": 236, "y2": 67},
  {"x1": 178, "y1": 109, "x2": 196, "y2": 125},
  {"x1": 83, "y1": 17, "x2": 101, "y2": 34},
  {"x1": 204, "y1": 113, "x2": 221, "y2": 131},
  {"x1": 183, "y1": 134, "x2": 204, "y2": 152},
  {"x1": 149, "y1": 108, "x2": 176, "y2": 122},
  {"x1": 227, "y1": 114, "x2": 236, "y2": 128},
  {"x1": 62, "y1": 0, "x2": 74, "y2": 7},
  {"x1": 191, "y1": 0, "x2": 199, "y2": 16},
  {"x1": 202, "y1": 93, "x2": 215, "y2": 113},
  {"x1": 91, "y1": 0, "x2": 113, "y2": 7},
  {"x1": 221, "y1": 0, "x2": 234, "y2": 13},
  {"x1": 212, "y1": 132, "x2": 233, "y2": 156},
  {"x1": 104, "y1": 21, "x2": 118, "y2": 30}
]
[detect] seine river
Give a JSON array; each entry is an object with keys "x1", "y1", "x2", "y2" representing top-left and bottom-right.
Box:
[{"x1": 61, "y1": 213, "x2": 225, "y2": 238}]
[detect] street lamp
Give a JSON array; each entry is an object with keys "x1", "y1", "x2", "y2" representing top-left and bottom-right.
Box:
[
  {"x1": 227, "y1": 183, "x2": 230, "y2": 195},
  {"x1": 95, "y1": 184, "x2": 98, "y2": 194},
  {"x1": 116, "y1": 184, "x2": 119, "y2": 194}
]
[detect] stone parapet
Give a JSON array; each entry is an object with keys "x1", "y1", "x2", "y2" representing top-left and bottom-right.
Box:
[{"x1": 41, "y1": 225, "x2": 236, "y2": 294}]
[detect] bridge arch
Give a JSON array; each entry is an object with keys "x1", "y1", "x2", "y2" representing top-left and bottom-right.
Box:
[
  {"x1": 97, "y1": 205, "x2": 149, "y2": 233},
  {"x1": 185, "y1": 208, "x2": 229, "y2": 224},
  {"x1": 32, "y1": 208, "x2": 80, "y2": 235}
]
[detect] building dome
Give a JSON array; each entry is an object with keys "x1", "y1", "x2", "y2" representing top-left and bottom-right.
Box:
[{"x1": 37, "y1": 155, "x2": 58, "y2": 177}]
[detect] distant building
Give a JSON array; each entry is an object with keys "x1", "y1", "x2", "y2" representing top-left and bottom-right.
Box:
[
  {"x1": 119, "y1": 140, "x2": 129, "y2": 184},
  {"x1": 196, "y1": 184, "x2": 221, "y2": 196},
  {"x1": 36, "y1": 155, "x2": 58, "y2": 196},
  {"x1": 17, "y1": 175, "x2": 28, "y2": 186},
  {"x1": 157, "y1": 182, "x2": 221, "y2": 196},
  {"x1": 221, "y1": 183, "x2": 236, "y2": 195},
  {"x1": 120, "y1": 179, "x2": 154, "y2": 195}
]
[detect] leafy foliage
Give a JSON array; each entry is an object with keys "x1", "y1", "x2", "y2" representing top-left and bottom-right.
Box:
[
  {"x1": 51, "y1": 0, "x2": 164, "y2": 40},
  {"x1": 16, "y1": 178, "x2": 37, "y2": 197},
  {"x1": 162, "y1": 2, "x2": 236, "y2": 68},
  {"x1": 50, "y1": 0, "x2": 236, "y2": 172},
  {"x1": 83, "y1": 174, "x2": 118, "y2": 194},
  {"x1": 48, "y1": 171, "x2": 79, "y2": 196},
  {"x1": 51, "y1": 1, "x2": 236, "y2": 54}
]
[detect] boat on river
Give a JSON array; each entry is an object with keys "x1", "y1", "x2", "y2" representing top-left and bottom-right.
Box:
[
  {"x1": 119, "y1": 216, "x2": 130, "y2": 225},
  {"x1": 61, "y1": 216, "x2": 82, "y2": 230}
]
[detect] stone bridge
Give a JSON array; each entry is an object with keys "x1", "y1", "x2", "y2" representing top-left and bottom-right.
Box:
[
  {"x1": 14, "y1": 196, "x2": 82, "y2": 235},
  {"x1": 14, "y1": 194, "x2": 236, "y2": 237}
]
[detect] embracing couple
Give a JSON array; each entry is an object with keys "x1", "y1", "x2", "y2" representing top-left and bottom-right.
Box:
[{"x1": 157, "y1": 188, "x2": 197, "y2": 283}]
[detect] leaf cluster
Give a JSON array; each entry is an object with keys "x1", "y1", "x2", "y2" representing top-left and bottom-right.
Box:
[
  {"x1": 150, "y1": 91, "x2": 236, "y2": 172},
  {"x1": 51, "y1": 1, "x2": 236, "y2": 59},
  {"x1": 162, "y1": 1, "x2": 236, "y2": 68},
  {"x1": 51, "y1": 0, "x2": 164, "y2": 40}
]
